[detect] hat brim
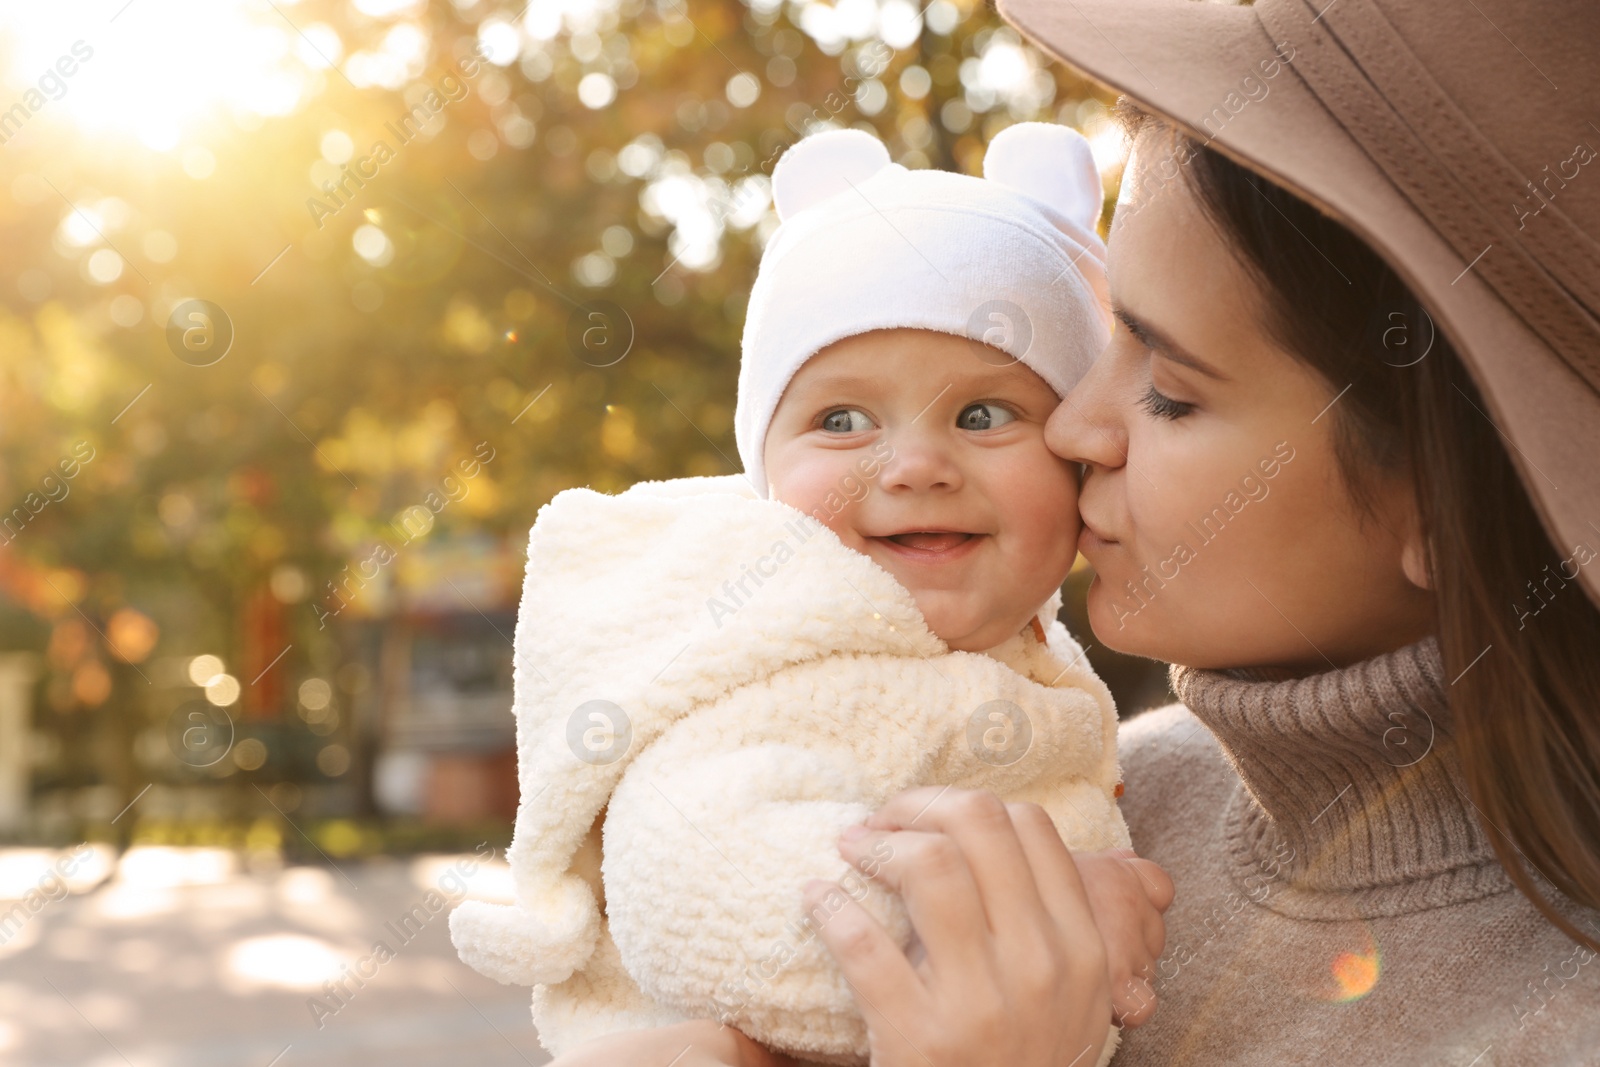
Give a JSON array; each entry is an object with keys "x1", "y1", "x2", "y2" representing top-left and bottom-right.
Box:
[{"x1": 999, "y1": 0, "x2": 1600, "y2": 604}]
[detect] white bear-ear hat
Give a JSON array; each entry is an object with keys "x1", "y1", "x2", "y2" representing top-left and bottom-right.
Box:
[{"x1": 736, "y1": 121, "x2": 1112, "y2": 496}]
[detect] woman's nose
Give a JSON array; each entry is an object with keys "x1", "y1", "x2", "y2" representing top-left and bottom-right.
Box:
[{"x1": 1046, "y1": 346, "x2": 1129, "y2": 472}]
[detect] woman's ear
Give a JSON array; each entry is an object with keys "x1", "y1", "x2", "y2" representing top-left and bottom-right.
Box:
[{"x1": 1400, "y1": 523, "x2": 1433, "y2": 591}]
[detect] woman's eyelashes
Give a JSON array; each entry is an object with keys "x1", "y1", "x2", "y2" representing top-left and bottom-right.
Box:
[
  {"x1": 1118, "y1": 319, "x2": 1198, "y2": 421},
  {"x1": 1140, "y1": 383, "x2": 1195, "y2": 421}
]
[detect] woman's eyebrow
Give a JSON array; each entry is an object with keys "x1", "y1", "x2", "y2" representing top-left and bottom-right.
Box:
[{"x1": 1113, "y1": 305, "x2": 1230, "y2": 381}]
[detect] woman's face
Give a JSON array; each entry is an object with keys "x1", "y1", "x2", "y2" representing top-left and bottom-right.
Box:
[{"x1": 1047, "y1": 134, "x2": 1435, "y2": 673}]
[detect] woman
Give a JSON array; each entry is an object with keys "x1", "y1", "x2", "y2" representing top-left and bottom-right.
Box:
[{"x1": 551, "y1": 0, "x2": 1600, "y2": 1061}]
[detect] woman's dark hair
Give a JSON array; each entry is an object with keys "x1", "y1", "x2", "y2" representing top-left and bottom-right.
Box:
[{"x1": 1116, "y1": 104, "x2": 1600, "y2": 951}]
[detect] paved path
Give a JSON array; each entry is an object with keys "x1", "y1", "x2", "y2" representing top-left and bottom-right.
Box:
[{"x1": 0, "y1": 846, "x2": 550, "y2": 1067}]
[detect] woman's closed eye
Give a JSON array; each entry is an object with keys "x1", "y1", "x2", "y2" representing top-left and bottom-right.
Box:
[
  {"x1": 1140, "y1": 383, "x2": 1195, "y2": 421},
  {"x1": 957, "y1": 402, "x2": 1017, "y2": 431},
  {"x1": 819, "y1": 407, "x2": 877, "y2": 433}
]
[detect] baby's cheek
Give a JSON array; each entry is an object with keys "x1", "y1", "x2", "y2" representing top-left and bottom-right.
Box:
[
  {"x1": 769, "y1": 462, "x2": 868, "y2": 545},
  {"x1": 1001, "y1": 457, "x2": 1081, "y2": 578}
]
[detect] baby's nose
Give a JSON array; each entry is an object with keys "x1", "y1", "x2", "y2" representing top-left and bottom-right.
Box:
[{"x1": 877, "y1": 435, "x2": 963, "y2": 493}]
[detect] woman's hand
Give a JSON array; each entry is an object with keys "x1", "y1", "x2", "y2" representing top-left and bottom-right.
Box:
[
  {"x1": 801, "y1": 786, "x2": 1133, "y2": 1066},
  {"x1": 1071, "y1": 848, "x2": 1174, "y2": 1027},
  {"x1": 545, "y1": 1019, "x2": 801, "y2": 1067}
]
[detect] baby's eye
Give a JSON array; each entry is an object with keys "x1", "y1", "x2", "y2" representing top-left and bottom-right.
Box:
[
  {"x1": 956, "y1": 403, "x2": 1016, "y2": 431},
  {"x1": 820, "y1": 408, "x2": 876, "y2": 433}
]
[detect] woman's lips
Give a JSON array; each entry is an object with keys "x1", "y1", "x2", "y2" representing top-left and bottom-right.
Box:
[{"x1": 1078, "y1": 521, "x2": 1119, "y2": 553}]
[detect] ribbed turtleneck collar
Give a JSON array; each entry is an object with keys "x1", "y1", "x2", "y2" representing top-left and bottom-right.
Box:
[{"x1": 1171, "y1": 637, "x2": 1514, "y2": 918}]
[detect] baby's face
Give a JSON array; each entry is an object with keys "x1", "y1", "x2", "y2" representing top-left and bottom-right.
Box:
[{"x1": 763, "y1": 328, "x2": 1081, "y2": 652}]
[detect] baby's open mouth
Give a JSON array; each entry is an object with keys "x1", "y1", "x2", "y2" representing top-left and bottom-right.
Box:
[{"x1": 879, "y1": 531, "x2": 976, "y2": 551}]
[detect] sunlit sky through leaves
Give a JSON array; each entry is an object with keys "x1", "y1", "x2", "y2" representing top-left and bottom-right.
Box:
[
  {"x1": 0, "y1": 1, "x2": 328, "y2": 151},
  {"x1": 0, "y1": 0, "x2": 1154, "y2": 769}
]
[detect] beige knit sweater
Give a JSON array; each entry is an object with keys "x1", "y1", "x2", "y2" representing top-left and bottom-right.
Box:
[{"x1": 1113, "y1": 638, "x2": 1600, "y2": 1066}]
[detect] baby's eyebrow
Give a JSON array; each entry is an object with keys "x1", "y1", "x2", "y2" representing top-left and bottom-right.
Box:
[
  {"x1": 787, "y1": 373, "x2": 881, "y2": 396},
  {"x1": 787, "y1": 363, "x2": 1052, "y2": 407},
  {"x1": 954, "y1": 365, "x2": 1049, "y2": 391}
]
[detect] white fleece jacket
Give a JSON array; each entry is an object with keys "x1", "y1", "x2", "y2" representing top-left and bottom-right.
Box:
[{"x1": 449, "y1": 475, "x2": 1129, "y2": 1065}]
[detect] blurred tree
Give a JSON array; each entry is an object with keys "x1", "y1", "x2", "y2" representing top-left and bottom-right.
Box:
[{"x1": 0, "y1": 0, "x2": 1154, "y2": 835}]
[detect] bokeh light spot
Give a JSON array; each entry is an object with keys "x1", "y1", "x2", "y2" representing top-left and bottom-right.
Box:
[
  {"x1": 726, "y1": 72, "x2": 761, "y2": 108},
  {"x1": 106, "y1": 608, "x2": 159, "y2": 663},
  {"x1": 316, "y1": 744, "x2": 351, "y2": 776},
  {"x1": 86, "y1": 248, "x2": 123, "y2": 284},
  {"x1": 353, "y1": 224, "x2": 395, "y2": 267},
  {"x1": 187, "y1": 654, "x2": 225, "y2": 686},
  {"x1": 1329, "y1": 949, "x2": 1381, "y2": 1002},
  {"x1": 298, "y1": 678, "x2": 332, "y2": 711},
  {"x1": 224, "y1": 934, "x2": 346, "y2": 991},
  {"x1": 577, "y1": 71, "x2": 617, "y2": 109},
  {"x1": 320, "y1": 129, "x2": 355, "y2": 164},
  {"x1": 232, "y1": 737, "x2": 267, "y2": 770},
  {"x1": 205, "y1": 672, "x2": 241, "y2": 707}
]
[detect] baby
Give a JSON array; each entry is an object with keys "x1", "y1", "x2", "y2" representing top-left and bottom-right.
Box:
[{"x1": 452, "y1": 123, "x2": 1128, "y2": 1065}]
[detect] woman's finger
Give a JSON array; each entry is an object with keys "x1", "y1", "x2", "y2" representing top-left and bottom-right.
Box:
[
  {"x1": 1004, "y1": 804, "x2": 1121, "y2": 1021},
  {"x1": 1144, "y1": 903, "x2": 1168, "y2": 962},
  {"x1": 863, "y1": 788, "x2": 1053, "y2": 947},
  {"x1": 1121, "y1": 856, "x2": 1172, "y2": 962},
  {"x1": 835, "y1": 826, "x2": 991, "y2": 979},
  {"x1": 816, "y1": 796, "x2": 1117, "y2": 1067},
  {"x1": 548, "y1": 1019, "x2": 805, "y2": 1067},
  {"x1": 1143, "y1": 914, "x2": 1165, "y2": 965},
  {"x1": 860, "y1": 785, "x2": 949, "y2": 830},
  {"x1": 1112, "y1": 972, "x2": 1159, "y2": 1028},
  {"x1": 1127, "y1": 856, "x2": 1176, "y2": 912},
  {"x1": 728, "y1": 1029, "x2": 809, "y2": 1067},
  {"x1": 1005, "y1": 801, "x2": 1104, "y2": 940},
  {"x1": 800, "y1": 878, "x2": 929, "y2": 1027}
]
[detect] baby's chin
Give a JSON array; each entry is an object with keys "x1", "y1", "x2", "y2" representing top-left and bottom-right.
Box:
[{"x1": 914, "y1": 597, "x2": 1034, "y2": 653}]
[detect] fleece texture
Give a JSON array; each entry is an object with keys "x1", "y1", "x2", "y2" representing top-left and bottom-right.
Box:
[{"x1": 449, "y1": 474, "x2": 1129, "y2": 1064}]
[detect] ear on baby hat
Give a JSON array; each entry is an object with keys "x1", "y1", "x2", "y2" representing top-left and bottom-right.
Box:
[
  {"x1": 771, "y1": 128, "x2": 894, "y2": 222},
  {"x1": 983, "y1": 122, "x2": 1104, "y2": 233}
]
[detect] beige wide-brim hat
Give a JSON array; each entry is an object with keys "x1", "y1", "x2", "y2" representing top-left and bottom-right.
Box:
[{"x1": 998, "y1": 0, "x2": 1600, "y2": 606}]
